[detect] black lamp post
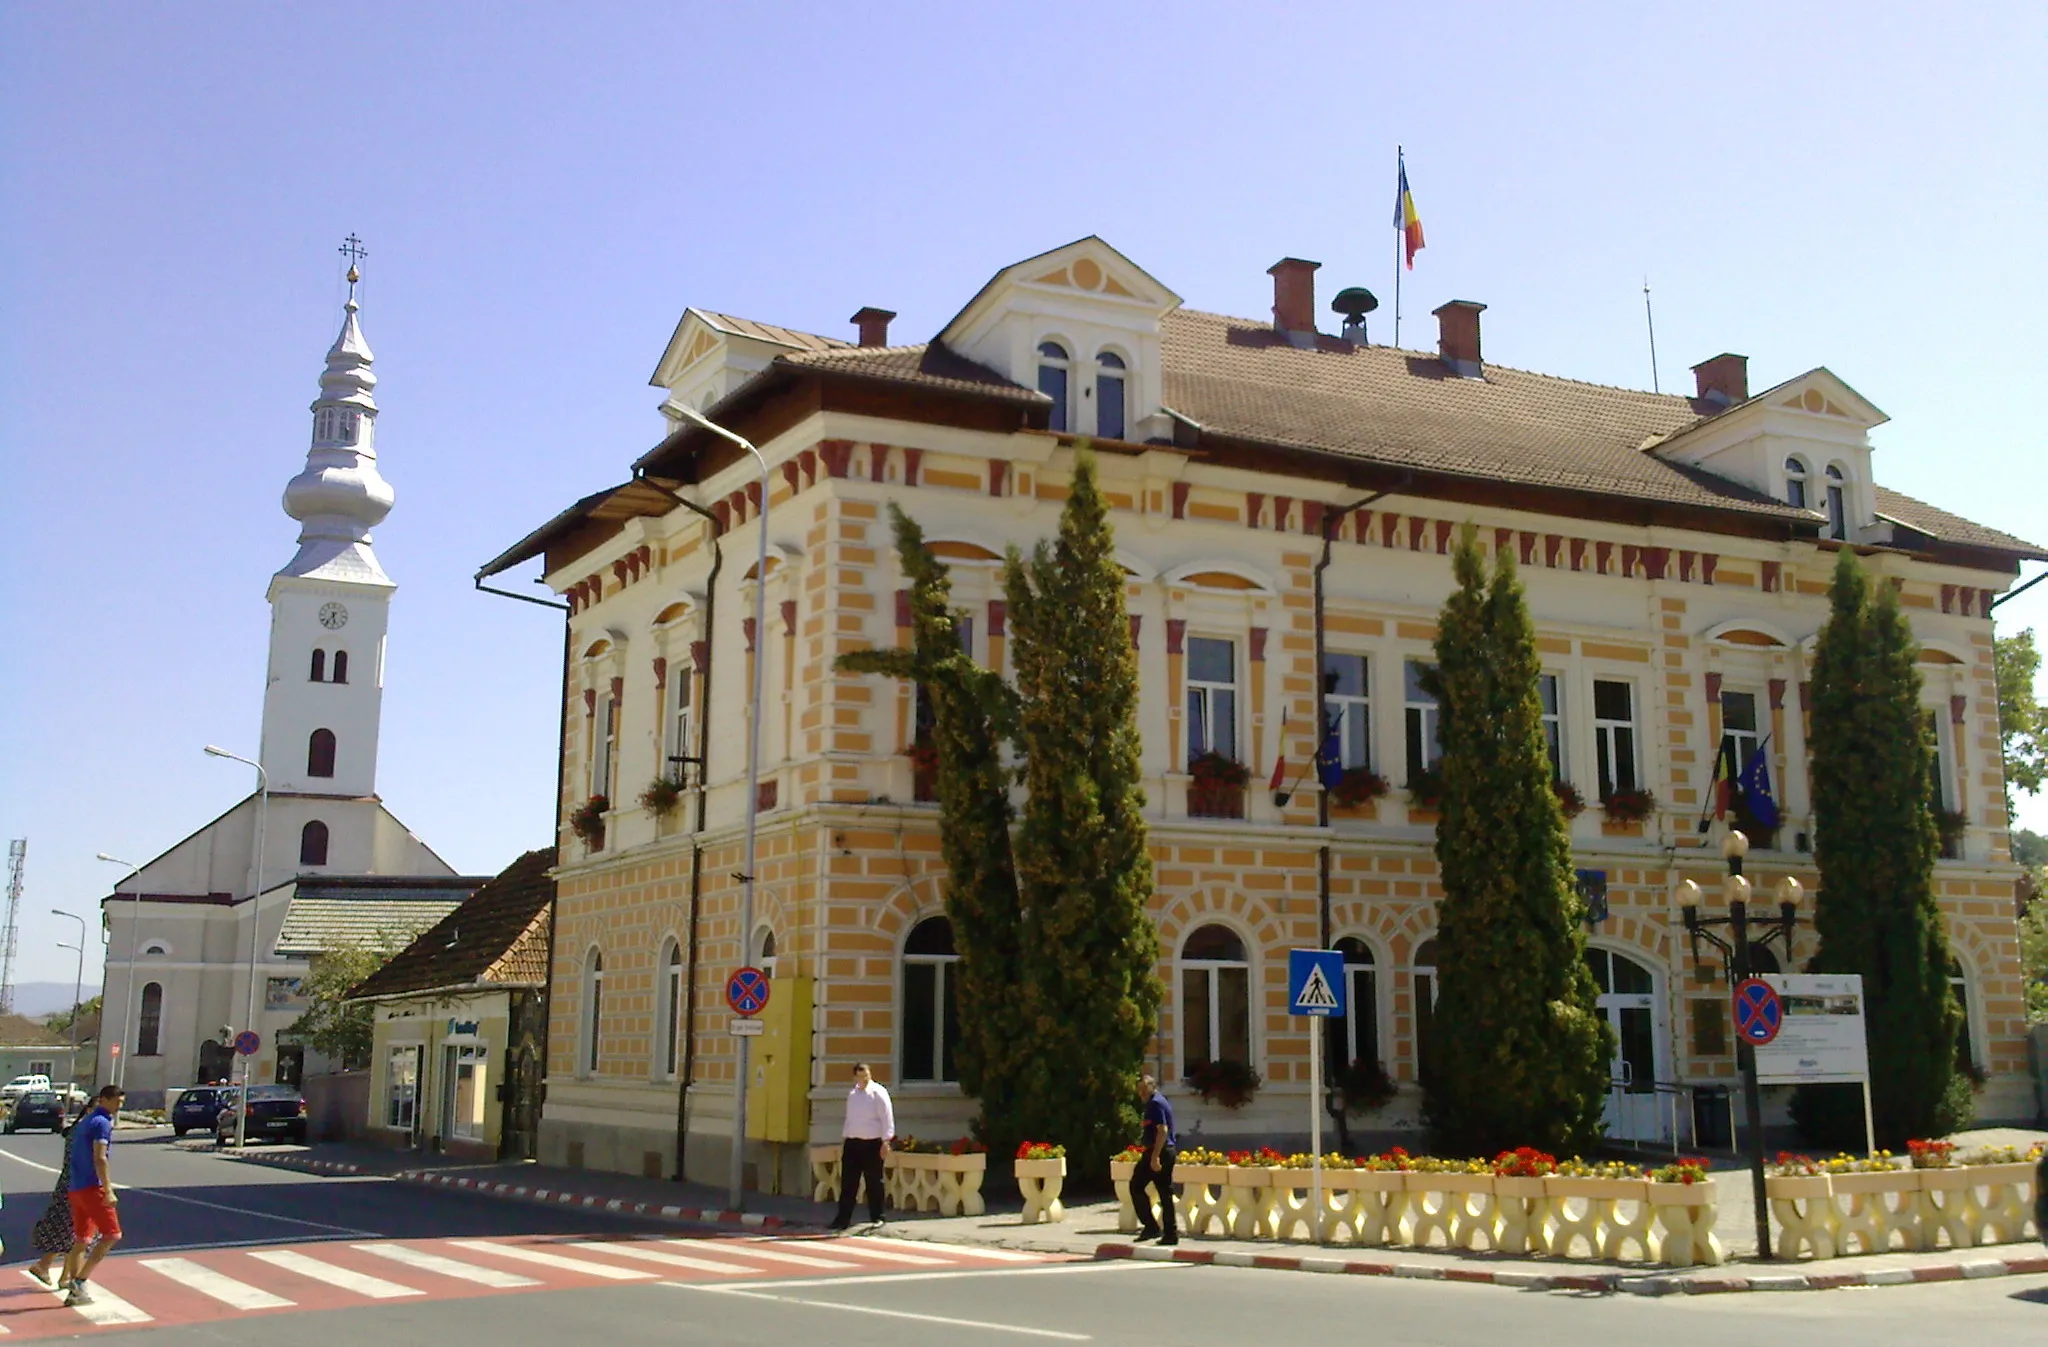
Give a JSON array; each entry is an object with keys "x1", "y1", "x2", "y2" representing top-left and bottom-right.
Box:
[{"x1": 1679, "y1": 828, "x2": 1801, "y2": 1260}]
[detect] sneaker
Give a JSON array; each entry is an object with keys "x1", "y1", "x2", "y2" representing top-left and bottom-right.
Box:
[{"x1": 65, "y1": 1282, "x2": 94, "y2": 1307}]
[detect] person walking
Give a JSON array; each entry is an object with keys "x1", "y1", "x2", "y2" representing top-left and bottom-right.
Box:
[
  {"x1": 829, "y1": 1062, "x2": 893, "y2": 1231},
  {"x1": 1131, "y1": 1073, "x2": 1177, "y2": 1246},
  {"x1": 63, "y1": 1085, "x2": 125, "y2": 1306},
  {"x1": 26, "y1": 1117, "x2": 79, "y2": 1290}
]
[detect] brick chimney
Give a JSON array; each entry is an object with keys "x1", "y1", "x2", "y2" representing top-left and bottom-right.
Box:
[
  {"x1": 1268, "y1": 258, "x2": 1320, "y2": 346},
  {"x1": 1433, "y1": 300, "x2": 1486, "y2": 377},
  {"x1": 850, "y1": 306, "x2": 896, "y2": 348},
  {"x1": 1691, "y1": 353, "x2": 1749, "y2": 407}
]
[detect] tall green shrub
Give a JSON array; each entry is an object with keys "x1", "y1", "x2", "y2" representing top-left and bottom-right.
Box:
[
  {"x1": 835, "y1": 506, "x2": 1029, "y2": 1155},
  {"x1": 1424, "y1": 526, "x2": 1612, "y2": 1154},
  {"x1": 1005, "y1": 450, "x2": 1162, "y2": 1173},
  {"x1": 1793, "y1": 549, "x2": 1965, "y2": 1147}
]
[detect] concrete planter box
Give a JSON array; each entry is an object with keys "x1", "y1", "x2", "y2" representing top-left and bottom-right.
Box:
[
  {"x1": 1645, "y1": 1180, "x2": 1723, "y2": 1266},
  {"x1": 1492, "y1": 1174, "x2": 1551, "y2": 1256},
  {"x1": 1828, "y1": 1168, "x2": 1920, "y2": 1255},
  {"x1": 1545, "y1": 1176, "x2": 1652, "y2": 1261},
  {"x1": 1013, "y1": 1155, "x2": 1067, "y2": 1224},
  {"x1": 807, "y1": 1144, "x2": 987, "y2": 1217},
  {"x1": 1406, "y1": 1171, "x2": 1496, "y2": 1251}
]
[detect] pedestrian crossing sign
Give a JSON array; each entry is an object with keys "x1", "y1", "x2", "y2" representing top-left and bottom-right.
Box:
[{"x1": 1288, "y1": 949, "x2": 1346, "y2": 1017}]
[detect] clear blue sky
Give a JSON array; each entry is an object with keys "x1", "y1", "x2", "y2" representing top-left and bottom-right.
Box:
[{"x1": 4, "y1": 3, "x2": 2043, "y2": 988}]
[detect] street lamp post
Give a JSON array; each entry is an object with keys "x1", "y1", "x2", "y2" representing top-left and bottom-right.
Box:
[
  {"x1": 1679, "y1": 829, "x2": 1802, "y2": 1260},
  {"x1": 96, "y1": 854, "x2": 141, "y2": 1087},
  {"x1": 205, "y1": 745, "x2": 268, "y2": 1151},
  {"x1": 665, "y1": 404, "x2": 770, "y2": 1213},
  {"x1": 52, "y1": 910, "x2": 87, "y2": 1100}
]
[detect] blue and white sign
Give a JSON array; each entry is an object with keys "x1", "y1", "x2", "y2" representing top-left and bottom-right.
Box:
[{"x1": 1288, "y1": 949, "x2": 1346, "y2": 1017}]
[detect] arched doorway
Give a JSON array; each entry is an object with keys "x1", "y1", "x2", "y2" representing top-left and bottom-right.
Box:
[{"x1": 1585, "y1": 946, "x2": 1669, "y2": 1142}]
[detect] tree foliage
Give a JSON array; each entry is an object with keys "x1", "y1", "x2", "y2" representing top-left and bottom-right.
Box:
[
  {"x1": 1994, "y1": 628, "x2": 2048, "y2": 810},
  {"x1": 44, "y1": 994, "x2": 103, "y2": 1038},
  {"x1": 1004, "y1": 451, "x2": 1162, "y2": 1174},
  {"x1": 290, "y1": 935, "x2": 407, "y2": 1070},
  {"x1": 835, "y1": 506, "x2": 1030, "y2": 1156},
  {"x1": 2021, "y1": 894, "x2": 2048, "y2": 1025},
  {"x1": 1423, "y1": 526, "x2": 1612, "y2": 1155},
  {"x1": 1794, "y1": 550, "x2": 1964, "y2": 1147}
]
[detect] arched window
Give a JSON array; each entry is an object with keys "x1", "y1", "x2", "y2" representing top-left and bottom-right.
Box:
[
  {"x1": 1412, "y1": 938, "x2": 1438, "y2": 1082},
  {"x1": 307, "y1": 728, "x2": 337, "y2": 778},
  {"x1": 1784, "y1": 456, "x2": 1809, "y2": 510},
  {"x1": 658, "y1": 940, "x2": 683, "y2": 1079},
  {"x1": 1824, "y1": 464, "x2": 1847, "y2": 539},
  {"x1": 582, "y1": 949, "x2": 605, "y2": 1075},
  {"x1": 1949, "y1": 958, "x2": 1977, "y2": 1072},
  {"x1": 1180, "y1": 924, "x2": 1250, "y2": 1073},
  {"x1": 753, "y1": 926, "x2": 778, "y2": 979},
  {"x1": 138, "y1": 982, "x2": 164, "y2": 1057},
  {"x1": 141, "y1": 941, "x2": 170, "y2": 957},
  {"x1": 299, "y1": 820, "x2": 330, "y2": 866},
  {"x1": 331, "y1": 650, "x2": 348, "y2": 684},
  {"x1": 310, "y1": 649, "x2": 326, "y2": 682},
  {"x1": 1326, "y1": 937, "x2": 1379, "y2": 1073},
  {"x1": 901, "y1": 917, "x2": 959, "y2": 1083},
  {"x1": 1096, "y1": 350, "x2": 1127, "y2": 440},
  {"x1": 1037, "y1": 341, "x2": 1070, "y2": 434}
]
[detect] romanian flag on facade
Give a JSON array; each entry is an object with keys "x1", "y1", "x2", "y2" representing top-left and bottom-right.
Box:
[{"x1": 1393, "y1": 155, "x2": 1425, "y2": 269}]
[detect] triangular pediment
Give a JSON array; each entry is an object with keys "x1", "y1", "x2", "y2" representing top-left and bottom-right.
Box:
[
  {"x1": 648, "y1": 308, "x2": 844, "y2": 390},
  {"x1": 940, "y1": 236, "x2": 1181, "y2": 345},
  {"x1": 1752, "y1": 367, "x2": 1888, "y2": 429}
]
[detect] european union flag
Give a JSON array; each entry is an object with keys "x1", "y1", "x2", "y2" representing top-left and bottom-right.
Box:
[
  {"x1": 1317, "y1": 710, "x2": 1345, "y2": 790},
  {"x1": 1739, "y1": 746, "x2": 1780, "y2": 832}
]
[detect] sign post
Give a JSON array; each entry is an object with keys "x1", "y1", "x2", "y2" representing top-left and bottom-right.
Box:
[
  {"x1": 1756, "y1": 974, "x2": 1874, "y2": 1156},
  {"x1": 1288, "y1": 949, "x2": 1345, "y2": 1245}
]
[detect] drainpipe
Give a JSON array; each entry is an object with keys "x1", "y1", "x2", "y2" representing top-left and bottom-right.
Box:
[{"x1": 633, "y1": 470, "x2": 724, "y2": 1183}]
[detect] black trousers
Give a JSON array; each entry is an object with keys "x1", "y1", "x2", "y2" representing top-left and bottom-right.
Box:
[
  {"x1": 836, "y1": 1136, "x2": 886, "y2": 1225},
  {"x1": 1132, "y1": 1148, "x2": 1177, "y2": 1238}
]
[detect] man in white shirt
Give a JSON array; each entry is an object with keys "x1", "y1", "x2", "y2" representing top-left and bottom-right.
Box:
[{"x1": 830, "y1": 1062, "x2": 894, "y2": 1230}]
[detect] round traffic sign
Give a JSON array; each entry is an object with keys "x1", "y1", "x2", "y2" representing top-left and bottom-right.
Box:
[
  {"x1": 1732, "y1": 978, "x2": 1782, "y2": 1046},
  {"x1": 725, "y1": 966, "x2": 771, "y2": 1017},
  {"x1": 233, "y1": 1030, "x2": 262, "y2": 1056}
]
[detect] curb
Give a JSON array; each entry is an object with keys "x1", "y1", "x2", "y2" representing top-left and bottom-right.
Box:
[
  {"x1": 1093, "y1": 1242, "x2": 2048, "y2": 1295},
  {"x1": 216, "y1": 1149, "x2": 795, "y2": 1231}
]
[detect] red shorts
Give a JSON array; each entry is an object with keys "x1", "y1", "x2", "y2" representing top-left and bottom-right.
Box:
[{"x1": 68, "y1": 1188, "x2": 121, "y2": 1243}]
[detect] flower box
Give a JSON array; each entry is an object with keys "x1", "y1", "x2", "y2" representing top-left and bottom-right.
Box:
[
  {"x1": 887, "y1": 1149, "x2": 987, "y2": 1217},
  {"x1": 1598, "y1": 818, "x2": 1645, "y2": 837},
  {"x1": 1544, "y1": 1176, "x2": 1648, "y2": 1203},
  {"x1": 1013, "y1": 1155, "x2": 1067, "y2": 1225},
  {"x1": 1764, "y1": 1174, "x2": 1833, "y2": 1202},
  {"x1": 1646, "y1": 1180, "x2": 1724, "y2": 1267}
]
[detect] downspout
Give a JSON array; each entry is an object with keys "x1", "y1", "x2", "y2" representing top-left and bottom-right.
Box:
[
  {"x1": 471, "y1": 575, "x2": 568, "y2": 1162},
  {"x1": 633, "y1": 469, "x2": 724, "y2": 1182}
]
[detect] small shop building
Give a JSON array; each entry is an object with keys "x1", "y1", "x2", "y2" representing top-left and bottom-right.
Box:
[{"x1": 349, "y1": 849, "x2": 554, "y2": 1161}]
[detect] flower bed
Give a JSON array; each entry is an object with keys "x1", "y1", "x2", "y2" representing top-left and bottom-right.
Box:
[{"x1": 1765, "y1": 1144, "x2": 2043, "y2": 1260}]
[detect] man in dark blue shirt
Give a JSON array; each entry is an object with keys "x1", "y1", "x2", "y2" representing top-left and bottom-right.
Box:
[
  {"x1": 1133, "y1": 1074, "x2": 1177, "y2": 1245},
  {"x1": 64, "y1": 1085, "x2": 124, "y2": 1306}
]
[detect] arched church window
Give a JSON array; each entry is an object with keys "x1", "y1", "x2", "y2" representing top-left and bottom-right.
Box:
[
  {"x1": 308, "y1": 728, "x2": 337, "y2": 778},
  {"x1": 300, "y1": 820, "x2": 330, "y2": 866},
  {"x1": 310, "y1": 649, "x2": 326, "y2": 682},
  {"x1": 332, "y1": 650, "x2": 348, "y2": 684}
]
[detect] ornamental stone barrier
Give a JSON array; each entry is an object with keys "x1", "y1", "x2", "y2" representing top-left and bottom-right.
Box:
[
  {"x1": 1014, "y1": 1156, "x2": 1068, "y2": 1224},
  {"x1": 808, "y1": 1145, "x2": 987, "y2": 1217},
  {"x1": 1766, "y1": 1163, "x2": 2038, "y2": 1260}
]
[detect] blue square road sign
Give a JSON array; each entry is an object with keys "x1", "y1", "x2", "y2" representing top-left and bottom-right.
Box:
[{"x1": 1288, "y1": 949, "x2": 1346, "y2": 1017}]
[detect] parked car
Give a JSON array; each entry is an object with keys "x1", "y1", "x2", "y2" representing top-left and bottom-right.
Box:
[
  {"x1": 214, "y1": 1085, "x2": 308, "y2": 1145},
  {"x1": 5, "y1": 1091, "x2": 67, "y2": 1133},
  {"x1": 171, "y1": 1086, "x2": 226, "y2": 1137},
  {"x1": 1, "y1": 1074, "x2": 52, "y2": 1103}
]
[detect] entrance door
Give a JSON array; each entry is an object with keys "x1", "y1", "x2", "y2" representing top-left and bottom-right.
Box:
[
  {"x1": 1585, "y1": 947, "x2": 1667, "y2": 1142},
  {"x1": 439, "y1": 1045, "x2": 458, "y2": 1148}
]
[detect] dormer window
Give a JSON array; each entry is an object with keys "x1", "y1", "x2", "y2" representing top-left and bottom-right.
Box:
[
  {"x1": 1784, "y1": 456, "x2": 1809, "y2": 510},
  {"x1": 1824, "y1": 464, "x2": 1848, "y2": 539},
  {"x1": 1037, "y1": 341, "x2": 1070, "y2": 433},
  {"x1": 1096, "y1": 351, "x2": 1127, "y2": 440}
]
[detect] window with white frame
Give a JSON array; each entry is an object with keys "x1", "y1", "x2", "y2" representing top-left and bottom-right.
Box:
[
  {"x1": 667, "y1": 665, "x2": 693, "y2": 783},
  {"x1": 1721, "y1": 689, "x2": 1762, "y2": 772},
  {"x1": 1326, "y1": 937, "x2": 1379, "y2": 1072},
  {"x1": 450, "y1": 1044, "x2": 488, "y2": 1141},
  {"x1": 901, "y1": 917, "x2": 959, "y2": 1083},
  {"x1": 582, "y1": 949, "x2": 604, "y2": 1075},
  {"x1": 1037, "y1": 341, "x2": 1070, "y2": 434},
  {"x1": 659, "y1": 940, "x2": 683, "y2": 1078},
  {"x1": 1824, "y1": 464, "x2": 1848, "y2": 539},
  {"x1": 1186, "y1": 637, "x2": 1238, "y2": 764},
  {"x1": 592, "y1": 692, "x2": 618, "y2": 800},
  {"x1": 1948, "y1": 958, "x2": 1977, "y2": 1071},
  {"x1": 1096, "y1": 350, "x2": 1127, "y2": 440},
  {"x1": 1412, "y1": 938, "x2": 1438, "y2": 1082},
  {"x1": 1785, "y1": 456, "x2": 1810, "y2": 510},
  {"x1": 1180, "y1": 924, "x2": 1251, "y2": 1073},
  {"x1": 1593, "y1": 679, "x2": 1640, "y2": 798},
  {"x1": 1323, "y1": 653, "x2": 1371, "y2": 770},
  {"x1": 956, "y1": 616, "x2": 976, "y2": 664},
  {"x1": 28, "y1": 1059, "x2": 53, "y2": 1078},
  {"x1": 1926, "y1": 709, "x2": 1957, "y2": 811},
  {"x1": 753, "y1": 925, "x2": 778, "y2": 979},
  {"x1": 1404, "y1": 660, "x2": 1441, "y2": 783},
  {"x1": 1539, "y1": 672, "x2": 1564, "y2": 780},
  {"x1": 386, "y1": 1045, "x2": 420, "y2": 1130}
]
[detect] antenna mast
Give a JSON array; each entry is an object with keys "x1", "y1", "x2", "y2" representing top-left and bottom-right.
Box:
[
  {"x1": 1643, "y1": 278, "x2": 1661, "y2": 393},
  {"x1": 1, "y1": 840, "x2": 24, "y2": 1015}
]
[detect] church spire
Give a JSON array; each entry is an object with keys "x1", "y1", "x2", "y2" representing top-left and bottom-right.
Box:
[{"x1": 279, "y1": 237, "x2": 396, "y2": 585}]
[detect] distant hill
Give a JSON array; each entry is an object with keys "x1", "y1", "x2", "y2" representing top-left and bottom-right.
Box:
[{"x1": 5, "y1": 982, "x2": 102, "y2": 1019}]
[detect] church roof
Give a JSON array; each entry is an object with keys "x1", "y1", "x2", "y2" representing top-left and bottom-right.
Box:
[
  {"x1": 272, "y1": 876, "x2": 487, "y2": 958},
  {"x1": 348, "y1": 848, "x2": 556, "y2": 1000}
]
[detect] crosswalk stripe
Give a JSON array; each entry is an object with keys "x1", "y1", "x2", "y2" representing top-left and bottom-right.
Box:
[
  {"x1": 138, "y1": 1258, "x2": 296, "y2": 1311},
  {"x1": 822, "y1": 1238, "x2": 952, "y2": 1265},
  {"x1": 14, "y1": 1271, "x2": 154, "y2": 1327},
  {"x1": 849, "y1": 1234, "x2": 1043, "y2": 1261},
  {"x1": 566, "y1": 1241, "x2": 751, "y2": 1275},
  {"x1": 665, "y1": 1239, "x2": 860, "y2": 1270},
  {"x1": 448, "y1": 1240, "x2": 656, "y2": 1281},
  {"x1": 351, "y1": 1243, "x2": 541, "y2": 1288},
  {"x1": 247, "y1": 1249, "x2": 424, "y2": 1300}
]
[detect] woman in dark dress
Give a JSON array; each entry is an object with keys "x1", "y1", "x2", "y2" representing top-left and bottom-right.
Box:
[{"x1": 27, "y1": 1122, "x2": 76, "y2": 1289}]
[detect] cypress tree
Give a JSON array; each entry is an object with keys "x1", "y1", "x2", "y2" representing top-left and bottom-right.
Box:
[
  {"x1": 1424, "y1": 526, "x2": 1612, "y2": 1155},
  {"x1": 1004, "y1": 450, "x2": 1162, "y2": 1174},
  {"x1": 1793, "y1": 549, "x2": 1965, "y2": 1147},
  {"x1": 835, "y1": 506, "x2": 1030, "y2": 1154}
]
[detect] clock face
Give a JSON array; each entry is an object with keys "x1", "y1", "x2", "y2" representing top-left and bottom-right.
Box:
[{"x1": 318, "y1": 602, "x2": 349, "y2": 631}]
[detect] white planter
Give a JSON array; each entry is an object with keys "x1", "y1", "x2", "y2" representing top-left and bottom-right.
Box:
[{"x1": 1014, "y1": 1155, "x2": 1067, "y2": 1224}]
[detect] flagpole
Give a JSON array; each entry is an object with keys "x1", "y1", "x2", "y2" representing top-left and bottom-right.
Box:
[{"x1": 1392, "y1": 145, "x2": 1404, "y2": 348}]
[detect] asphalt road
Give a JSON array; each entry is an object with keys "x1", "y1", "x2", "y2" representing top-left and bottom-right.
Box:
[{"x1": 0, "y1": 1128, "x2": 2039, "y2": 1345}]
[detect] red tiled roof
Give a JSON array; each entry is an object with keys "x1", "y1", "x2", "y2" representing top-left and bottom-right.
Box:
[
  {"x1": 781, "y1": 342, "x2": 1048, "y2": 405},
  {"x1": 348, "y1": 849, "x2": 555, "y2": 1000},
  {"x1": 695, "y1": 310, "x2": 848, "y2": 354}
]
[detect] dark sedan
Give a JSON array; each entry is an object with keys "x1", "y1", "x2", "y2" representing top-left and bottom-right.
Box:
[
  {"x1": 171, "y1": 1086, "x2": 226, "y2": 1137},
  {"x1": 5, "y1": 1091, "x2": 67, "y2": 1133},
  {"x1": 215, "y1": 1085, "x2": 308, "y2": 1145}
]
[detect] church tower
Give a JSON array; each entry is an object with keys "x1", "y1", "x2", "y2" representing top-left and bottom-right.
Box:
[{"x1": 258, "y1": 250, "x2": 396, "y2": 801}]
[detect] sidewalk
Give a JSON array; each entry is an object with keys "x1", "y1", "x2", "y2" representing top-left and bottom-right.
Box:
[{"x1": 209, "y1": 1140, "x2": 2048, "y2": 1296}]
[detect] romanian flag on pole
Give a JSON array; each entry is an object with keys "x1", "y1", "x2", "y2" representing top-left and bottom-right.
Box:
[{"x1": 1394, "y1": 154, "x2": 1425, "y2": 269}]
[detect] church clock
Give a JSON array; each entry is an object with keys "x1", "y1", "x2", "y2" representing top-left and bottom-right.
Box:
[{"x1": 318, "y1": 602, "x2": 349, "y2": 630}]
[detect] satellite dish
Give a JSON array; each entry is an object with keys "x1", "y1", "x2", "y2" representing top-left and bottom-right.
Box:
[{"x1": 1331, "y1": 287, "x2": 1379, "y2": 317}]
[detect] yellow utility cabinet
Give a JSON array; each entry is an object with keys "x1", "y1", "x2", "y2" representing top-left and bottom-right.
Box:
[{"x1": 745, "y1": 975, "x2": 813, "y2": 1143}]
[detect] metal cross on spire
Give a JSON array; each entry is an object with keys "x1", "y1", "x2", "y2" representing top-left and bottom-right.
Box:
[{"x1": 339, "y1": 233, "x2": 369, "y2": 301}]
